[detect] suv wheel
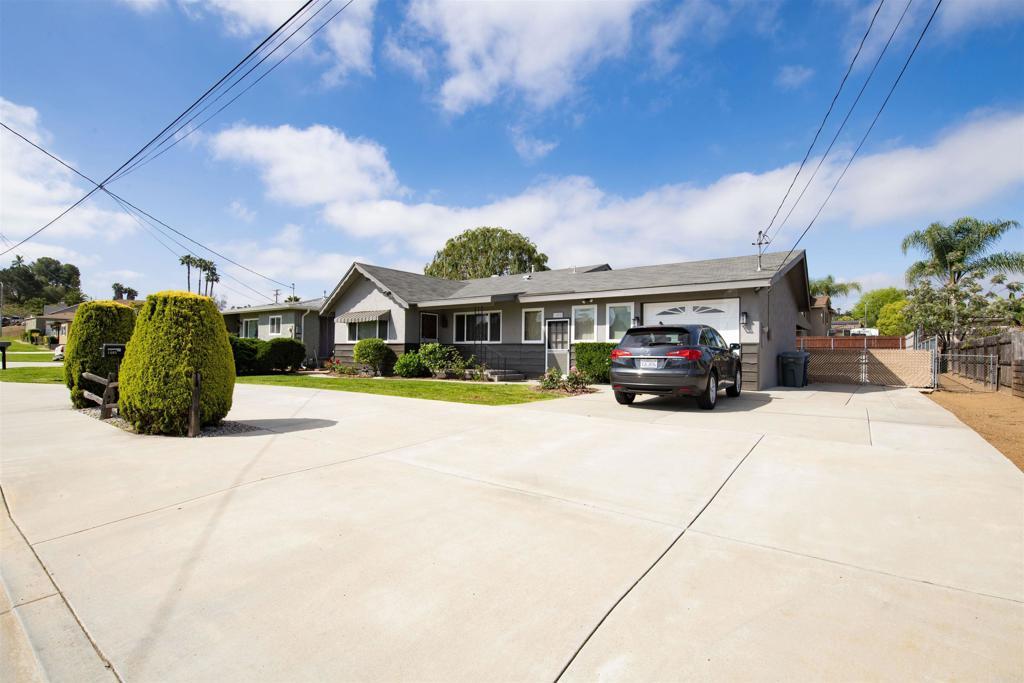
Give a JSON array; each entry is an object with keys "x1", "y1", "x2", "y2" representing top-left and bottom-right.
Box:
[
  {"x1": 614, "y1": 391, "x2": 635, "y2": 405},
  {"x1": 726, "y1": 367, "x2": 742, "y2": 397},
  {"x1": 697, "y1": 371, "x2": 718, "y2": 410}
]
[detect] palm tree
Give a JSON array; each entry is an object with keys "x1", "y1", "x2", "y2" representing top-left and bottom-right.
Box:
[
  {"x1": 111, "y1": 282, "x2": 125, "y2": 299},
  {"x1": 205, "y1": 267, "x2": 219, "y2": 297},
  {"x1": 194, "y1": 258, "x2": 212, "y2": 295},
  {"x1": 179, "y1": 255, "x2": 195, "y2": 291},
  {"x1": 809, "y1": 275, "x2": 861, "y2": 300},
  {"x1": 902, "y1": 217, "x2": 1024, "y2": 286}
]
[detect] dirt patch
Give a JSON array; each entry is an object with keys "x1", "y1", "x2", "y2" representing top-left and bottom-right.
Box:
[{"x1": 928, "y1": 390, "x2": 1024, "y2": 472}]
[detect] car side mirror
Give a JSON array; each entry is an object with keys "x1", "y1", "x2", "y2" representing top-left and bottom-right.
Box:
[{"x1": 729, "y1": 343, "x2": 741, "y2": 357}]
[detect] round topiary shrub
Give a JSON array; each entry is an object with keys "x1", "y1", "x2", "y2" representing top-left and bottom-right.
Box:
[
  {"x1": 353, "y1": 337, "x2": 394, "y2": 376},
  {"x1": 228, "y1": 335, "x2": 262, "y2": 376},
  {"x1": 393, "y1": 350, "x2": 429, "y2": 377},
  {"x1": 63, "y1": 300, "x2": 137, "y2": 408},
  {"x1": 119, "y1": 291, "x2": 235, "y2": 435},
  {"x1": 264, "y1": 337, "x2": 306, "y2": 371}
]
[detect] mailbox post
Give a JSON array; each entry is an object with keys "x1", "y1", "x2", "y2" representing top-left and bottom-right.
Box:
[
  {"x1": 0, "y1": 340, "x2": 9, "y2": 370},
  {"x1": 101, "y1": 343, "x2": 126, "y2": 375}
]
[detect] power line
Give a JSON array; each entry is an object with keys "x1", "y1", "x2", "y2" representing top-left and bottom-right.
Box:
[
  {"x1": 756, "y1": 0, "x2": 887, "y2": 259},
  {"x1": 780, "y1": 0, "x2": 945, "y2": 267},
  {"x1": 111, "y1": 0, "x2": 340, "y2": 182},
  {"x1": 1, "y1": 121, "x2": 289, "y2": 291},
  {"x1": 0, "y1": 0, "x2": 315, "y2": 257},
  {"x1": 768, "y1": 0, "x2": 915, "y2": 243}
]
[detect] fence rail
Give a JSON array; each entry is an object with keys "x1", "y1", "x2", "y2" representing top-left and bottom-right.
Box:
[
  {"x1": 798, "y1": 335, "x2": 908, "y2": 350},
  {"x1": 82, "y1": 371, "x2": 119, "y2": 419}
]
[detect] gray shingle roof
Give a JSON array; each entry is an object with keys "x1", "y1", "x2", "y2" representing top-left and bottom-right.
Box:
[
  {"x1": 334, "y1": 252, "x2": 803, "y2": 307},
  {"x1": 226, "y1": 297, "x2": 324, "y2": 314}
]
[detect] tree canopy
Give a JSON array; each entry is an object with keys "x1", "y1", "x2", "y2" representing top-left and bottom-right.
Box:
[
  {"x1": 850, "y1": 288, "x2": 906, "y2": 328},
  {"x1": 876, "y1": 299, "x2": 912, "y2": 336},
  {"x1": 0, "y1": 255, "x2": 85, "y2": 313},
  {"x1": 809, "y1": 275, "x2": 861, "y2": 300},
  {"x1": 902, "y1": 217, "x2": 1023, "y2": 286},
  {"x1": 424, "y1": 227, "x2": 549, "y2": 280}
]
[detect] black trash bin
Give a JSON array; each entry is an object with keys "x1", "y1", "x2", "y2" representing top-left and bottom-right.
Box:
[{"x1": 778, "y1": 351, "x2": 810, "y2": 387}]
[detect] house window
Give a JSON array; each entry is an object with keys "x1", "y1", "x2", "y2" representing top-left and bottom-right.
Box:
[
  {"x1": 454, "y1": 312, "x2": 501, "y2": 343},
  {"x1": 269, "y1": 316, "x2": 282, "y2": 336},
  {"x1": 522, "y1": 308, "x2": 543, "y2": 343},
  {"x1": 606, "y1": 302, "x2": 634, "y2": 342},
  {"x1": 348, "y1": 319, "x2": 388, "y2": 341},
  {"x1": 572, "y1": 305, "x2": 597, "y2": 342},
  {"x1": 242, "y1": 319, "x2": 258, "y2": 339},
  {"x1": 420, "y1": 313, "x2": 439, "y2": 342}
]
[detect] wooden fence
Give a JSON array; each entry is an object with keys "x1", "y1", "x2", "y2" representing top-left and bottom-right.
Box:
[
  {"x1": 949, "y1": 329, "x2": 1024, "y2": 394},
  {"x1": 798, "y1": 335, "x2": 909, "y2": 350},
  {"x1": 82, "y1": 371, "x2": 119, "y2": 419}
]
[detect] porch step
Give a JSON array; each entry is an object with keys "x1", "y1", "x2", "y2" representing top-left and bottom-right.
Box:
[{"x1": 484, "y1": 369, "x2": 526, "y2": 382}]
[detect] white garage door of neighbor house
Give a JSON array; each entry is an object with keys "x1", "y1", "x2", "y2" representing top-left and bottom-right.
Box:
[{"x1": 642, "y1": 298, "x2": 740, "y2": 345}]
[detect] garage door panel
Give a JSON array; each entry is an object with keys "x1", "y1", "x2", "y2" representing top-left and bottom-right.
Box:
[{"x1": 642, "y1": 298, "x2": 740, "y2": 345}]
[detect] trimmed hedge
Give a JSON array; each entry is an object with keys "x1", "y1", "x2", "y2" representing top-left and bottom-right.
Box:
[
  {"x1": 353, "y1": 338, "x2": 395, "y2": 376},
  {"x1": 264, "y1": 337, "x2": 306, "y2": 371},
  {"x1": 573, "y1": 342, "x2": 617, "y2": 383},
  {"x1": 229, "y1": 336, "x2": 266, "y2": 375},
  {"x1": 63, "y1": 301, "x2": 136, "y2": 408},
  {"x1": 418, "y1": 342, "x2": 462, "y2": 372},
  {"x1": 119, "y1": 291, "x2": 235, "y2": 435},
  {"x1": 393, "y1": 350, "x2": 430, "y2": 377}
]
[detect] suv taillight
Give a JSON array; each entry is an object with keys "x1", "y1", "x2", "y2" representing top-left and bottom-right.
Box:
[
  {"x1": 666, "y1": 349, "x2": 701, "y2": 360},
  {"x1": 610, "y1": 349, "x2": 632, "y2": 359}
]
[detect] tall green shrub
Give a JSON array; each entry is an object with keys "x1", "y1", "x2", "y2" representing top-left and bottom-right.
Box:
[
  {"x1": 418, "y1": 342, "x2": 462, "y2": 372},
  {"x1": 119, "y1": 291, "x2": 235, "y2": 435},
  {"x1": 264, "y1": 337, "x2": 306, "y2": 371},
  {"x1": 393, "y1": 350, "x2": 429, "y2": 377},
  {"x1": 228, "y1": 335, "x2": 269, "y2": 375},
  {"x1": 573, "y1": 342, "x2": 617, "y2": 383},
  {"x1": 63, "y1": 300, "x2": 136, "y2": 408}
]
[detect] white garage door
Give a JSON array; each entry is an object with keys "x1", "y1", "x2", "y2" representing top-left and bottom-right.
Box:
[{"x1": 642, "y1": 298, "x2": 740, "y2": 345}]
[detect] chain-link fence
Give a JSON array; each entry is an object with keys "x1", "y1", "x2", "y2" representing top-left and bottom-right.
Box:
[{"x1": 935, "y1": 352, "x2": 999, "y2": 392}]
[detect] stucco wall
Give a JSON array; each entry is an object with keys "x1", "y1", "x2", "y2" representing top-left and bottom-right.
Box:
[
  {"x1": 756, "y1": 267, "x2": 804, "y2": 388},
  {"x1": 333, "y1": 275, "x2": 405, "y2": 344}
]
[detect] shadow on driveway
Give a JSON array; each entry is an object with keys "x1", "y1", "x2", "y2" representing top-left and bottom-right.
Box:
[{"x1": 227, "y1": 418, "x2": 338, "y2": 435}]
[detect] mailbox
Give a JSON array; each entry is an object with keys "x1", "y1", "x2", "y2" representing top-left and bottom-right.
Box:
[{"x1": 101, "y1": 343, "x2": 127, "y2": 359}]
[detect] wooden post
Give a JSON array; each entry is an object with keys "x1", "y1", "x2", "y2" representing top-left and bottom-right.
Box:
[
  {"x1": 1, "y1": 346, "x2": 5, "y2": 370},
  {"x1": 99, "y1": 372, "x2": 116, "y2": 419},
  {"x1": 188, "y1": 371, "x2": 201, "y2": 437}
]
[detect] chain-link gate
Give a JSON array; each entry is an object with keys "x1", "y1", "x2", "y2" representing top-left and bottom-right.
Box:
[
  {"x1": 934, "y1": 352, "x2": 999, "y2": 392},
  {"x1": 805, "y1": 348, "x2": 934, "y2": 387}
]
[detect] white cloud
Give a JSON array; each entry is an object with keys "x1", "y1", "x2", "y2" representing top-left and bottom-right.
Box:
[
  {"x1": 507, "y1": 126, "x2": 558, "y2": 163},
  {"x1": 775, "y1": 65, "x2": 814, "y2": 90},
  {"x1": 211, "y1": 111, "x2": 1024, "y2": 271},
  {"x1": 650, "y1": 0, "x2": 780, "y2": 74},
  {"x1": 393, "y1": 0, "x2": 641, "y2": 113},
  {"x1": 227, "y1": 199, "x2": 256, "y2": 222},
  {"x1": 937, "y1": 0, "x2": 1024, "y2": 34},
  {"x1": 122, "y1": 0, "x2": 377, "y2": 84},
  {"x1": 0, "y1": 98, "x2": 136, "y2": 247}
]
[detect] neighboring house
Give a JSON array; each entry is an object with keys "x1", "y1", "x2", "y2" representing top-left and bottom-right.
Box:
[
  {"x1": 221, "y1": 298, "x2": 327, "y2": 361},
  {"x1": 808, "y1": 295, "x2": 832, "y2": 336},
  {"x1": 830, "y1": 319, "x2": 862, "y2": 337},
  {"x1": 319, "y1": 251, "x2": 811, "y2": 390},
  {"x1": 23, "y1": 303, "x2": 81, "y2": 343}
]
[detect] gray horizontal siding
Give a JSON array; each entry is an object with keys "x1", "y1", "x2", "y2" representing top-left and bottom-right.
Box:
[
  {"x1": 333, "y1": 343, "x2": 406, "y2": 374},
  {"x1": 453, "y1": 343, "x2": 546, "y2": 377},
  {"x1": 741, "y1": 343, "x2": 759, "y2": 389}
]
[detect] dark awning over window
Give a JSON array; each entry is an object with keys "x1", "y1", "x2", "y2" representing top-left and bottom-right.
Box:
[{"x1": 335, "y1": 309, "x2": 389, "y2": 324}]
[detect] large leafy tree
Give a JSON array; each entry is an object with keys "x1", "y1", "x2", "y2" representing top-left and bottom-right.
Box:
[
  {"x1": 850, "y1": 287, "x2": 906, "y2": 328},
  {"x1": 901, "y1": 218, "x2": 1024, "y2": 348},
  {"x1": 0, "y1": 255, "x2": 85, "y2": 311},
  {"x1": 424, "y1": 227, "x2": 549, "y2": 280},
  {"x1": 809, "y1": 275, "x2": 861, "y2": 300},
  {"x1": 876, "y1": 299, "x2": 912, "y2": 336}
]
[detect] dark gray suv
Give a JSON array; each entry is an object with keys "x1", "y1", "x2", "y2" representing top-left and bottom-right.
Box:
[{"x1": 609, "y1": 324, "x2": 742, "y2": 409}]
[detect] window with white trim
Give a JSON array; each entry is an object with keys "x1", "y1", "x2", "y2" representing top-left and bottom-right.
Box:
[
  {"x1": 572, "y1": 305, "x2": 597, "y2": 342},
  {"x1": 348, "y1": 319, "x2": 388, "y2": 342},
  {"x1": 242, "y1": 319, "x2": 258, "y2": 339},
  {"x1": 522, "y1": 308, "x2": 543, "y2": 343},
  {"x1": 606, "y1": 302, "x2": 634, "y2": 342},
  {"x1": 269, "y1": 315, "x2": 282, "y2": 335},
  {"x1": 454, "y1": 312, "x2": 501, "y2": 343},
  {"x1": 420, "y1": 313, "x2": 439, "y2": 342}
]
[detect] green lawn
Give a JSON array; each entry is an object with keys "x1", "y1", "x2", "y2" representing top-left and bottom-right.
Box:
[
  {"x1": 0, "y1": 366, "x2": 64, "y2": 384},
  {"x1": 0, "y1": 338, "x2": 49, "y2": 353},
  {"x1": 237, "y1": 374, "x2": 560, "y2": 406},
  {"x1": 5, "y1": 353, "x2": 59, "y2": 362}
]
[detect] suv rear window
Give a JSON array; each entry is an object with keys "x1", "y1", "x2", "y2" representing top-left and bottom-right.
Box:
[{"x1": 621, "y1": 329, "x2": 691, "y2": 346}]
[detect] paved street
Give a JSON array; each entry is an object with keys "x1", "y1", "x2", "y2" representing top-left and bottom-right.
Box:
[{"x1": 1, "y1": 381, "x2": 1021, "y2": 681}]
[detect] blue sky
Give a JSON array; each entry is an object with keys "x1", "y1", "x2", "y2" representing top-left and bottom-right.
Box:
[{"x1": 1, "y1": 0, "x2": 1022, "y2": 311}]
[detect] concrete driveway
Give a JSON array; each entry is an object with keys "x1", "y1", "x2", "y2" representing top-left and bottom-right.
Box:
[{"x1": 1, "y1": 381, "x2": 1021, "y2": 681}]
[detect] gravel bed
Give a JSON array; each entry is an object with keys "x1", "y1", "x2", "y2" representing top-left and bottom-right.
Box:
[{"x1": 78, "y1": 407, "x2": 263, "y2": 438}]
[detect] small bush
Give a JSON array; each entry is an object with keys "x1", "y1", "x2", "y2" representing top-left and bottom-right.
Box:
[
  {"x1": 539, "y1": 367, "x2": 563, "y2": 391},
  {"x1": 573, "y1": 342, "x2": 617, "y2": 383},
  {"x1": 47, "y1": 335, "x2": 58, "y2": 346},
  {"x1": 353, "y1": 338, "x2": 394, "y2": 376},
  {"x1": 119, "y1": 291, "x2": 235, "y2": 435},
  {"x1": 63, "y1": 301, "x2": 136, "y2": 408},
  {"x1": 264, "y1": 337, "x2": 306, "y2": 371},
  {"x1": 418, "y1": 342, "x2": 463, "y2": 372},
  {"x1": 228, "y1": 336, "x2": 267, "y2": 375},
  {"x1": 394, "y1": 350, "x2": 430, "y2": 377},
  {"x1": 326, "y1": 358, "x2": 362, "y2": 376},
  {"x1": 563, "y1": 369, "x2": 593, "y2": 394}
]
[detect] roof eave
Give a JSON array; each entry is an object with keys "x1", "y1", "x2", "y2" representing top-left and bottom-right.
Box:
[
  {"x1": 517, "y1": 279, "x2": 775, "y2": 303},
  {"x1": 319, "y1": 263, "x2": 410, "y2": 316}
]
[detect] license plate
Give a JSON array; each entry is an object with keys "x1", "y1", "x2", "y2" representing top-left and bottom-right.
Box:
[{"x1": 638, "y1": 358, "x2": 659, "y2": 369}]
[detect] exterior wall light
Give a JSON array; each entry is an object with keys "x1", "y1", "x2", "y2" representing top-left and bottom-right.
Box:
[{"x1": 740, "y1": 311, "x2": 749, "y2": 325}]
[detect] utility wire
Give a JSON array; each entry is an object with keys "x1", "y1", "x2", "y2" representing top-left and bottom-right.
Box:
[
  {"x1": 758, "y1": 0, "x2": 887, "y2": 246},
  {"x1": 110, "y1": 0, "x2": 339, "y2": 182},
  {"x1": 0, "y1": 0, "x2": 315, "y2": 257},
  {"x1": 780, "y1": 0, "x2": 944, "y2": 267},
  {"x1": 768, "y1": 0, "x2": 914, "y2": 243},
  {"x1": 1, "y1": 121, "x2": 289, "y2": 291}
]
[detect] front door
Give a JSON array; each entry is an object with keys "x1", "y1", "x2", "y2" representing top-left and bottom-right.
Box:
[{"x1": 546, "y1": 319, "x2": 569, "y2": 375}]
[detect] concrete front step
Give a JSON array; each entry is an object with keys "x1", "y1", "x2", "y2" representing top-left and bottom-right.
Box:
[{"x1": 484, "y1": 370, "x2": 526, "y2": 382}]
